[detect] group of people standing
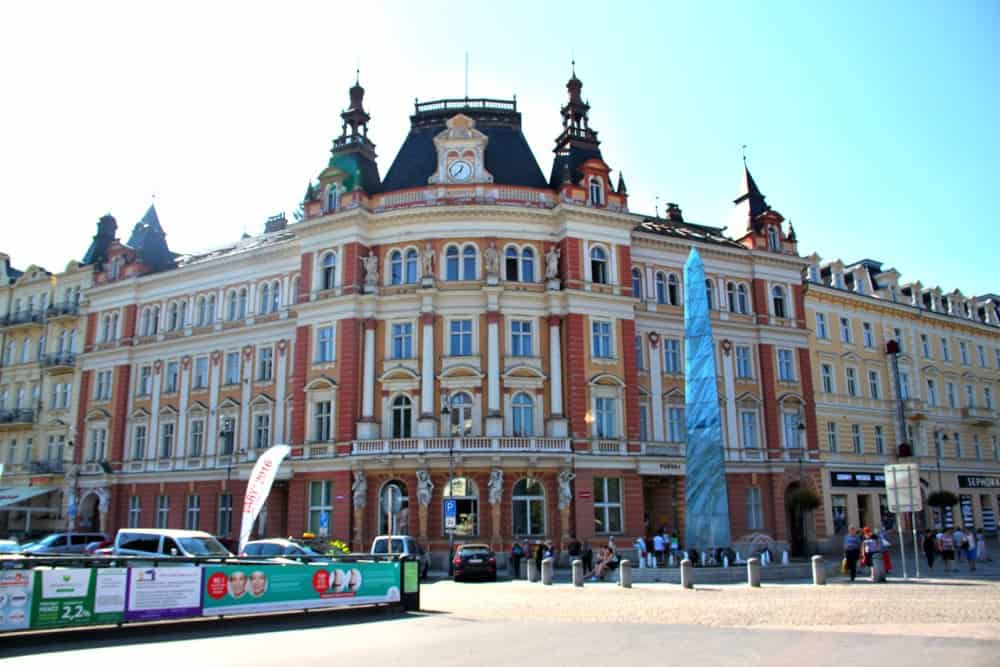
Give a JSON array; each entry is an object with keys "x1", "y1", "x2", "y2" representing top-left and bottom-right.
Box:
[
  {"x1": 842, "y1": 525, "x2": 893, "y2": 582},
  {"x1": 633, "y1": 528, "x2": 681, "y2": 568},
  {"x1": 921, "y1": 527, "x2": 988, "y2": 572}
]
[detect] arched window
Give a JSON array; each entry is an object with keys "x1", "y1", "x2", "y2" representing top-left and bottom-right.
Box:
[
  {"x1": 270, "y1": 280, "x2": 280, "y2": 312},
  {"x1": 101, "y1": 315, "x2": 111, "y2": 342},
  {"x1": 391, "y1": 395, "x2": 412, "y2": 438},
  {"x1": 705, "y1": 280, "x2": 714, "y2": 310},
  {"x1": 322, "y1": 252, "x2": 337, "y2": 290},
  {"x1": 169, "y1": 303, "x2": 179, "y2": 330},
  {"x1": 443, "y1": 477, "x2": 478, "y2": 537},
  {"x1": 511, "y1": 392, "x2": 534, "y2": 436},
  {"x1": 656, "y1": 272, "x2": 666, "y2": 304},
  {"x1": 236, "y1": 288, "x2": 247, "y2": 319},
  {"x1": 767, "y1": 226, "x2": 780, "y2": 251},
  {"x1": 151, "y1": 306, "x2": 160, "y2": 334},
  {"x1": 259, "y1": 285, "x2": 270, "y2": 314},
  {"x1": 290, "y1": 277, "x2": 300, "y2": 305},
  {"x1": 772, "y1": 285, "x2": 787, "y2": 318},
  {"x1": 589, "y1": 178, "x2": 602, "y2": 205},
  {"x1": 737, "y1": 284, "x2": 749, "y2": 314},
  {"x1": 727, "y1": 282, "x2": 737, "y2": 312},
  {"x1": 141, "y1": 308, "x2": 151, "y2": 336},
  {"x1": 462, "y1": 245, "x2": 476, "y2": 280},
  {"x1": 632, "y1": 268, "x2": 643, "y2": 299},
  {"x1": 378, "y1": 480, "x2": 409, "y2": 535},
  {"x1": 445, "y1": 246, "x2": 460, "y2": 281},
  {"x1": 227, "y1": 291, "x2": 238, "y2": 321},
  {"x1": 521, "y1": 248, "x2": 535, "y2": 282},
  {"x1": 590, "y1": 246, "x2": 608, "y2": 285},
  {"x1": 404, "y1": 249, "x2": 418, "y2": 284},
  {"x1": 505, "y1": 247, "x2": 519, "y2": 281},
  {"x1": 196, "y1": 297, "x2": 205, "y2": 326},
  {"x1": 450, "y1": 392, "x2": 473, "y2": 436},
  {"x1": 667, "y1": 274, "x2": 679, "y2": 305},
  {"x1": 390, "y1": 250, "x2": 403, "y2": 285},
  {"x1": 512, "y1": 478, "x2": 545, "y2": 536},
  {"x1": 326, "y1": 186, "x2": 339, "y2": 213},
  {"x1": 207, "y1": 295, "x2": 216, "y2": 323}
]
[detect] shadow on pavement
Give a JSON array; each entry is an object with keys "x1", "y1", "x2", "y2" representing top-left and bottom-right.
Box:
[{"x1": 0, "y1": 605, "x2": 442, "y2": 658}]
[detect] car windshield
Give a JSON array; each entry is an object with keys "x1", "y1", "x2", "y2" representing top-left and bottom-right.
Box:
[
  {"x1": 461, "y1": 547, "x2": 491, "y2": 557},
  {"x1": 293, "y1": 544, "x2": 320, "y2": 555},
  {"x1": 0, "y1": 542, "x2": 20, "y2": 553},
  {"x1": 177, "y1": 537, "x2": 231, "y2": 557},
  {"x1": 37, "y1": 534, "x2": 63, "y2": 546}
]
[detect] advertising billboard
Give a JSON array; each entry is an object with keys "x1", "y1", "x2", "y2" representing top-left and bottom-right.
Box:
[
  {"x1": 125, "y1": 567, "x2": 203, "y2": 621},
  {"x1": 30, "y1": 568, "x2": 126, "y2": 629},
  {"x1": 0, "y1": 571, "x2": 33, "y2": 631}
]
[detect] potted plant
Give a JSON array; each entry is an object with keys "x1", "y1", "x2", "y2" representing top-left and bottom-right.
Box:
[
  {"x1": 927, "y1": 490, "x2": 958, "y2": 508},
  {"x1": 785, "y1": 487, "x2": 821, "y2": 511}
]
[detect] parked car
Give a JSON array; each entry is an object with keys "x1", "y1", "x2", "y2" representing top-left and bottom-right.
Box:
[
  {"x1": 370, "y1": 535, "x2": 430, "y2": 578},
  {"x1": 21, "y1": 532, "x2": 107, "y2": 555},
  {"x1": 452, "y1": 543, "x2": 497, "y2": 582},
  {"x1": 0, "y1": 539, "x2": 21, "y2": 554},
  {"x1": 113, "y1": 529, "x2": 232, "y2": 558},
  {"x1": 84, "y1": 539, "x2": 113, "y2": 554},
  {"x1": 243, "y1": 538, "x2": 321, "y2": 558}
]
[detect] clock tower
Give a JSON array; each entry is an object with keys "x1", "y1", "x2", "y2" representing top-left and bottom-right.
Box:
[{"x1": 428, "y1": 113, "x2": 494, "y2": 185}]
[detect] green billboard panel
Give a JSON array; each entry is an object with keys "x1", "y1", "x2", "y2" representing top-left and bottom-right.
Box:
[{"x1": 30, "y1": 568, "x2": 126, "y2": 629}]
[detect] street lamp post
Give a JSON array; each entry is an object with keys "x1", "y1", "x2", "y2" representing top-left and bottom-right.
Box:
[{"x1": 441, "y1": 390, "x2": 457, "y2": 575}]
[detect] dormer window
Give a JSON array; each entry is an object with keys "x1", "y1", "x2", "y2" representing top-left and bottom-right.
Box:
[
  {"x1": 325, "y1": 186, "x2": 340, "y2": 213},
  {"x1": 589, "y1": 178, "x2": 603, "y2": 206},
  {"x1": 767, "y1": 226, "x2": 780, "y2": 251}
]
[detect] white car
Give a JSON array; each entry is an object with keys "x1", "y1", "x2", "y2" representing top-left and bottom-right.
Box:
[
  {"x1": 114, "y1": 529, "x2": 232, "y2": 558},
  {"x1": 243, "y1": 538, "x2": 321, "y2": 558},
  {"x1": 371, "y1": 535, "x2": 430, "y2": 578}
]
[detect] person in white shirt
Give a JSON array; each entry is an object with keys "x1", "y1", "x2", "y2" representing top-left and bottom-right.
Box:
[
  {"x1": 653, "y1": 533, "x2": 666, "y2": 567},
  {"x1": 976, "y1": 530, "x2": 989, "y2": 562}
]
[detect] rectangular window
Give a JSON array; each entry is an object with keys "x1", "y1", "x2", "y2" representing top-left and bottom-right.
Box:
[
  {"x1": 985, "y1": 387, "x2": 993, "y2": 411},
  {"x1": 851, "y1": 424, "x2": 863, "y2": 454},
  {"x1": 224, "y1": 351, "x2": 240, "y2": 385},
  {"x1": 977, "y1": 345, "x2": 986, "y2": 368},
  {"x1": 821, "y1": 364, "x2": 834, "y2": 393},
  {"x1": 138, "y1": 366, "x2": 152, "y2": 396},
  {"x1": 133, "y1": 425, "x2": 147, "y2": 460},
  {"x1": 746, "y1": 487, "x2": 764, "y2": 530},
  {"x1": 900, "y1": 372, "x2": 910, "y2": 399},
  {"x1": 965, "y1": 384, "x2": 975, "y2": 408},
  {"x1": 316, "y1": 326, "x2": 335, "y2": 362},
  {"x1": 740, "y1": 411, "x2": 758, "y2": 449},
  {"x1": 927, "y1": 379, "x2": 938, "y2": 407},
  {"x1": 160, "y1": 423, "x2": 174, "y2": 458},
  {"x1": 194, "y1": 357, "x2": 209, "y2": 389},
  {"x1": 449, "y1": 319, "x2": 474, "y2": 356},
  {"x1": 667, "y1": 407, "x2": 685, "y2": 443},
  {"x1": 635, "y1": 335, "x2": 645, "y2": 371},
  {"x1": 95, "y1": 370, "x2": 113, "y2": 400},
  {"x1": 946, "y1": 382, "x2": 957, "y2": 408},
  {"x1": 940, "y1": 337, "x2": 951, "y2": 362},
  {"x1": 664, "y1": 339, "x2": 681, "y2": 374},
  {"x1": 218, "y1": 493, "x2": 233, "y2": 536},
  {"x1": 391, "y1": 323, "x2": 413, "y2": 359},
  {"x1": 254, "y1": 413, "x2": 270, "y2": 449},
  {"x1": 308, "y1": 480, "x2": 333, "y2": 536},
  {"x1": 735, "y1": 346, "x2": 752, "y2": 379},
  {"x1": 595, "y1": 397, "x2": 616, "y2": 438},
  {"x1": 165, "y1": 361, "x2": 179, "y2": 393},
  {"x1": 639, "y1": 403, "x2": 649, "y2": 441},
  {"x1": 827, "y1": 422, "x2": 838, "y2": 453},
  {"x1": 591, "y1": 321, "x2": 612, "y2": 359},
  {"x1": 777, "y1": 349, "x2": 795, "y2": 382},
  {"x1": 921, "y1": 334, "x2": 931, "y2": 359},
  {"x1": 156, "y1": 495, "x2": 169, "y2": 529},
  {"x1": 974, "y1": 435, "x2": 982, "y2": 461},
  {"x1": 783, "y1": 412, "x2": 802, "y2": 449},
  {"x1": 593, "y1": 477, "x2": 622, "y2": 534},
  {"x1": 893, "y1": 328, "x2": 904, "y2": 352},
  {"x1": 868, "y1": 370, "x2": 881, "y2": 400},
  {"x1": 185, "y1": 495, "x2": 201, "y2": 530},
  {"x1": 88, "y1": 428, "x2": 107, "y2": 462},
  {"x1": 846, "y1": 368, "x2": 858, "y2": 397},
  {"x1": 313, "y1": 401, "x2": 331, "y2": 442},
  {"x1": 128, "y1": 496, "x2": 141, "y2": 528},
  {"x1": 874, "y1": 425, "x2": 885, "y2": 454},
  {"x1": 862, "y1": 322, "x2": 875, "y2": 349},
  {"x1": 189, "y1": 420, "x2": 204, "y2": 457},
  {"x1": 959, "y1": 341, "x2": 969, "y2": 366},
  {"x1": 954, "y1": 432, "x2": 963, "y2": 458},
  {"x1": 815, "y1": 312, "x2": 828, "y2": 339},
  {"x1": 47, "y1": 435, "x2": 64, "y2": 463},
  {"x1": 839, "y1": 317, "x2": 852, "y2": 343},
  {"x1": 933, "y1": 430, "x2": 943, "y2": 458},
  {"x1": 257, "y1": 347, "x2": 273, "y2": 381}
]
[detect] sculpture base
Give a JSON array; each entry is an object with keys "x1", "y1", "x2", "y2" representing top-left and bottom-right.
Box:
[
  {"x1": 356, "y1": 421, "x2": 380, "y2": 440},
  {"x1": 416, "y1": 418, "x2": 437, "y2": 437},
  {"x1": 546, "y1": 418, "x2": 568, "y2": 438},
  {"x1": 421, "y1": 277, "x2": 435, "y2": 288},
  {"x1": 486, "y1": 275, "x2": 500, "y2": 287},
  {"x1": 546, "y1": 278, "x2": 561, "y2": 291},
  {"x1": 485, "y1": 416, "x2": 504, "y2": 436}
]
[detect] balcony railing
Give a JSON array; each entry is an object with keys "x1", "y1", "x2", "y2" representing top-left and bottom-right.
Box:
[
  {"x1": 349, "y1": 436, "x2": 572, "y2": 456},
  {"x1": 0, "y1": 310, "x2": 44, "y2": 327},
  {"x1": 40, "y1": 353, "x2": 76, "y2": 369},
  {"x1": 0, "y1": 409, "x2": 35, "y2": 425},
  {"x1": 46, "y1": 303, "x2": 80, "y2": 319},
  {"x1": 30, "y1": 460, "x2": 65, "y2": 474},
  {"x1": 962, "y1": 407, "x2": 996, "y2": 426}
]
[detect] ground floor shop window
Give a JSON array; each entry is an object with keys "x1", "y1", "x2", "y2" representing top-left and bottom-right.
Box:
[
  {"x1": 593, "y1": 477, "x2": 622, "y2": 534},
  {"x1": 218, "y1": 493, "x2": 233, "y2": 535},
  {"x1": 512, "y1": 478, "x2": 545, "y2": 536},
  {"x1": 831, "y1": 495, "x2": 847, "y2": 534},
  {"x1": 746, "y1": 486, "x2": 764, "y2": 529},
  {"x1": 444, "y1": 477, "x2": 478, "y2": 537}
]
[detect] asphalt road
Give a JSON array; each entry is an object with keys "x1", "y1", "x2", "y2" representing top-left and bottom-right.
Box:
[{"x1": 2, "y1": 606, "x2": 997, "y2": 667}]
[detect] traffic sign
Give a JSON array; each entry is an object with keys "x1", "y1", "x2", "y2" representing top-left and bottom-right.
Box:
[
  {"x1": 319, "y1": 510, "x2": 329, "y2": 536},
  {"x1": 444, "y1": 499, "x2": 457, "y2": 529},
  {"x1": 884, "y1": 463, "x2": 922, "y2": 513}
]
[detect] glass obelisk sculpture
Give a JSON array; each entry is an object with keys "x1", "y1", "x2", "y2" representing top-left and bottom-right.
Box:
[{"x1": 683, "y1": 248, "x2": 732, "y2": 550}]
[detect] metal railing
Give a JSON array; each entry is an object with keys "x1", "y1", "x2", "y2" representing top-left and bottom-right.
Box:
[
  {"x1": 349, "y1": 436, "x2": 572, "y2": 456},
  {"x1": 40, "y1": 353, "x2": 76, "y2": 368},
  {"x1": 0, "y1": 310, "x2": 44, "y2": 327},
  {"x1": 0, "y1": 409, "x2": 35, "y2": 425}
]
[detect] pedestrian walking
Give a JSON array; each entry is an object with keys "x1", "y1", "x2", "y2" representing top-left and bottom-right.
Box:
[
  {"x1": 937, "y1": 530, "x2": 956, "y2": 572},
  {"x1": 534, "y1": 540, "x2": 545, "y2": 574},
  {"x1": 843, "y1": 525, "x2": 862, "y2": 581},
  {"x1": 952, "y1": 526, "x2": 968, "y2": 570},
  {"x1": 862, "y1": 526, "x2": 882, "y2": 582},
  {"x1": 510, "y1": 540, "x2": 524, "y2": 578},
  {"x1": 581, "y1": 541, "x2": 593, "y2": 574},
  {"x1": 976, "y1": 530, "x2": 990, "y2": 563},
  {"x1": 922, "y1": 529, "x2": 938, "y2": 570},
  {"x1": 652, "y1": 532, "x2": 666, "y2": 567},
  {"x1": 634, "y1": 536, "x2": 647, "y2": 569},
  {"x1": 964, "y1": 527, "x2": 977, "y2": 571}
]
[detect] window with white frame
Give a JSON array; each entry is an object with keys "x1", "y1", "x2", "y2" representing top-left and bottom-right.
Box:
[
  {"x1": 846, "y1": 367, "x2": 858, "y2": 397},
  {"x1": 237, "y1": 288, "x2": 248, "y2": 319},
  {"x1": 746, "y1": 486, "x2": 764, "y2": 529},
  {"x1": 984, "y1": 386, "x2": 993, "y2": 410},
  {"x1": 160, "y1": 422, "x2": 174, "y2": 458},
  {"x1": 189, "y1": 420, "x2": 204, "y2": 457},
  {"x1": 316, "y1": 325, "x2": 335, "y2": 363},
  {"x1": 815, "y1": 312, "x2": 828, "y2": 339},
  {"x1": 511, "y1": 320, "x2": 533, "y2": 357},
  {"x1": 874, "y1": 425, "x2": 885, "y2": 454},
  {"x1": 133, "y1": 424, "x2": 147, "y2": 460},
  {"x1": 445, "y1": 246, "x2": 460, "y2": 281},
  {"x1": 639, "y1": 402, "x2": 649, "y2": 441},
  {"x1": 128, "y1": 496, "x2": 141, "y2": 528},
  {"x1": 705, "y1": 280, "x2": 715, "y2": 310},
  {"x1": 88, "y1": 427, "x2": 107, "y2": 462},
  {"x1": 827, "y1": 422, "x2": 838, "y2": 452},
  {"x1": 511, "y1": 392, "x2": 534, "y2": 436},
  {"x1": 96, "y1": 370, "x2": 112, "y2": 401},
  {"x1": 862, "y1": 322, "x2": 875, "y2": 349},
  {"x1": 736, "y1": 346, "x2": 752, "y2": 379},
  {"x1": 946, "y1": 382, "x2": 957, "y2": 408},
  {"x1": 312, "y1": 401, "x2": 331, "y2": 442},
  {"x1": 840, "y1": 317, "x2": 852, "y2": 343},
  {"x1": 954, "y1": 432, "x2": 963, "y2": 458},
  {"x1": 591, "y1": 321, "x2": 612, "y2": 359},
  {"x1": 959, "y1": 341, "x2": 969, "y2": 366},
  {"x1": 783, "y1": 411, "x2": 802, "y2": 449},
  {"x1": 974, "y1": 434, "x2": 982, "y2": 460},
  {"x1": 593, "y1": 477, "x2": 622, "y2": 534},
  {"x1": 450, "y1": 319, "x2": 473, "y2": 356},
  {"x1": 254, "y1": 413, "x2": 270, "y2": 449},
  {"x1": 521, "y1": 247, "x2": 535, "y2": 282},
  {"x1": 632, "y1": 269, "x2": 643, "y2": 299},
  {"x1": 224, "y1": 352, "x2": 240, "y2": 385},
  {"x1": 595, "y1": 396, "x2": 617, "y2": 438},
  {"x1": 405, "y1": 249, "x2": 418, "y2": 284},
  {"x1": 868, "y1": 370, "x2": 881, "y2": 400},
  {"x1": 156, "y1": 495, "x2": 169, "y2": 529},
  {"x1": 921, "y1": 334, "x2": 931, "y2": 358},
  {"x1": 777, "y1": 349, "x2": 795, "y2": 382},
  {"x1": 218, "y1": 493, "x2": 233, "y2": 535},
  {"x1": 655, "y1": 272, "x2": 666, "y2": 304},
  {"x1": 257, "y1": 347, "x2": 273, "y2": 381},
  {"x1": 185, "y1": 495, "x2": 201, "y2": 530},
  {"x1": 321, "y1": 252, "x2": 337, "y2": 291},
  {"x1": 512, "y1": 478, "x2": 546, "y2": 536},
  {"x1": 667, "y1": 406, "x2": 685, "y2": 443},
  {"x1": 589, "y1": 178, "x2": 603, "y2": 205},
  {"x1": 47, "y1": 435, "x2": 64, "y2": 462},
  {"x1": 940, "y1": 337, "x2": 951, "y2": 362},
  {"x1": 740, "y1": 410, "x2": 759, "y2": 449},
  {"x1": 977, "y1": 345, "x2": 986, "y2": 367},
  {"x1": 259, "y1": 283, "x2": 271, "y2": 314},
  {"x1": 664, "y1": 339, "x2": 681, "y2": 374},
  {"x1": 926, "y1": 379, "x2": 938, "y2": 406},
  {"x1": 449, "y1": 392, "x2": 473, "y2": 436},
  {"x1": 821, "y1": 364, "x2": 834, "y2": 393},
  {"x1": 667, "y1": 273, "x2": 680, "y2": 305},
  {"x1": 391, "y1": 323, "x2": 413, "y2": 359},
  {"x1": 391, "y1": 395, "x2": 412, "y2": 438},
  {"x1": 193, "y1": 357, "x2": 209, "y2": 389},
  {"x1": 851, "y1": 424, "x2": 863, "y2": 453},
  {"x1": 771, "y1": 286, "x2": 787, "y2": 318},
  {"x1": 965, "y1": 384, "x2": 975, "y2": 408},
  {"x1": 165, "y1": 361, "x2": 179, "y2": 393},
  {"x1": 635, "y1": 335, "x2": 645, "y2": 370},
  {"x1": 899, "y1": 372, "x2": 910, "y2": 399},
  {"x1": 589, "y1": 246, "x2": 608, "y2": 285},
  {"x1": 767, "y1": 226, "x2": 780, "y2": 251},
  {"x1": 138, "y1": 366, "x2": 152, "y2": 396}
]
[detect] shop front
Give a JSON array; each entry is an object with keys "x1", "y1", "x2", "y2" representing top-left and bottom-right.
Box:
[{"x1": 824, "y1": 469, "x2": 889, "y2": 538}]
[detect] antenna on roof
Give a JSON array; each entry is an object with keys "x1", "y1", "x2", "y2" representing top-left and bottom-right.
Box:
[
  {"x1": 741, "y1": 144, "x2": 748, "y2": 165},
  {"x1": 655, "y1": 195, "x2": 660, "y2": 218},
  {"x1": 464, "y1": 51, "x2": 469, "y2": 99}
]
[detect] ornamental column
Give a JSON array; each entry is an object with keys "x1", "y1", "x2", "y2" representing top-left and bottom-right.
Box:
[
  {"x1": 357, "y1": 318, "x2": 379, "y2": 439},
  {"x1": 417, "y1": 313, "x2": 437, "y2": 437},
  {"x1": 648, "y1": 333, "x2": 665, "y2": 441},
  {"x1": 547, "y1": 315, "x2": 568, "y2": 437},
  {"x1": 486, "y1": 311, "x2": 503, "y2": 436}
]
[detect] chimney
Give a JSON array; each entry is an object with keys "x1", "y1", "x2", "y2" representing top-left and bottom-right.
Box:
[
  {"x1": 265, "y1": 213, "x2": 288, "y2": 234},
  {"x1": 666, "y1": 203, "x2": 684, "y2": 222}
]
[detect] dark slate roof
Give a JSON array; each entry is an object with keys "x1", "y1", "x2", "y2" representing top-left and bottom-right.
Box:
[
  {"x1": 634, "y1": 216, "x2": 744, "y2": 249},
  {"x1": 732, "y1": 165, "x2": 771, "y2": 232},
  {"x1": 3, "y1": 262, "x2": 23, "y2": 281},
  {"x1": 126, "y1": 205, "x2": 176, "y2": 272},
  {"x1": 548, "y1": 145, "x2": 603, "y2": 190},
  {"x1": 82, "y1": 214, "x2": 118, "y2": 267},
  {"x1": 329, "y1": 151, "x2": 382, "y2": 194},
  {"x1": 381, "y1": 100, "x2": 548, "y2": 192}
]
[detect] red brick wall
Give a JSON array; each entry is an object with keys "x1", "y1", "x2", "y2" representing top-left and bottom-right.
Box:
[
  {"x1": 573, "y1": 468, "x2": 594, "y2": 540},
  {"x1": 623, "y1": 471, "x2": 644, "y2": 537},
  {"x1": 336, "y1": 318, "x2": 361, "y2": 448},
  {"x1": 564, "y1": 313, "x2": 589, "y2": 444},
  {"x1": 620, "y1": 319, "x2": 640, "y2": 447},
  {"x1": 298, "y1": 253, "x2": 313, "y2": 302},
  {"x1": 751, "y1": 278, "x2": 768, "y2": 325},
  {"x1": 758, "y1": 344, "x2": 779, "y2": 453},
  {"x1": 287, "y1": 478, "x2": 306, "y2": 537},
  {"x1": 342, "y1": 242, "x2": 360, "y2": 293},
  {"x1": 84, "y1": 312, "x2": 97, "y2": 351},
  {"x1": 74, "y1": 370, "x2": 92, "y2": 464},
  {"x1": 109, "y1": 364, "x2": 131, "y2": 467},
  {"x1": 617, "y1": 245, "x2": 633, "y2": 296},
  {"x1": 797, "y1": 347, "x2": 819, "y2": 452},
  {"x1": 290, "y1": 325, "x2": 310, "y2": 445},
  {"x1": 791, "y1": 284, "x2": 807, "y2": 328},
  {"x1": 121, "y1": 304, "x2": 137, "y2": 344},
  {"x1": 560, "y1": 237, "x2": 582, "y2": 287}
]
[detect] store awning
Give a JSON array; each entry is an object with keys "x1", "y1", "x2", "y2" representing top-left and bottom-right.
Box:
[{"x1": 0, "y1": 486, "x2": 57, "y2": 509}]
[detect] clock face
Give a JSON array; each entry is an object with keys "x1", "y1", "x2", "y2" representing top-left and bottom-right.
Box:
[{"x1": 448, "y1": 160, "x2": 472, "y2": 182}]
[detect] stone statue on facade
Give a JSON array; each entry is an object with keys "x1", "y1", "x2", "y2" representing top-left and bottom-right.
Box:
[
  {"x1": 360, "y1": 254, "x2": 379, "y2": 289},
  {"x1": 416, "y1": 470, "x2": 434, "y2": 507},
  {"x1": 545, "y1": 246, "x2": 561, "y2": 280},
  {"x1": 421, "y1": 243, "x2": 435, "y2": 279},
  {"x1": 96, "y1": 487, "x2": 111, "y2": 514},
  {"x1": 484, "y1": 240, "x2": 500, "y2": 277},
  {"x1": 352, "y1": 470, "x2": 367, "y2": 508},
  {"x1": 487, "y1": 468, "x2": 504, "y2": 505},
  {"x1": 557, "y1": 470, "x2": 576, "y2": 510}
]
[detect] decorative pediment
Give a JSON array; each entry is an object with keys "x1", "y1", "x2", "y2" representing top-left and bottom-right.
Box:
[
  {"x1": 304, "y1": 377, "x2": 337, "y2": 391},
  {"x1": 502, "y1": 365, "x2": 545, "y2": 380},
  {"x1": 588, "y1": 372, "x2": 625, "y2": 387},
  {"x1": 129, "y1": 408, "x2": 151, "y2": 421},
  {"x1": 379, "y1": 366, "x2": 420, "y2": 382},
  {"x1": 159, "y1": 405, "x2": 178, "y2": 418},
  {"x1": 251, "y1": 392, "x2": 275, "y2": 407},
  {"x1": 840, "y1": 351, "x2": 862, "y2": 363},
  {"x1": 218, "y1": 397, "x2": 241, "y2": 410},
  {"x1": 428, "y1": 114, "x2": 493, "y2": 185},
  {"x1": 735, "y1": 392, "x2": 762, "y2": 407},
  {"x1": 439, "y1": 364, "x2": 485, "y2": 380},
  {"x1": 777, "y1": 392, "x2": 805, "y2": 405},
  {"x1": 85, "y1": 408, "x2": 111, "y2": 421},
  {"x1": 921, "y1": 364, "x2": 940, "y2": 375},
  {"x1": 188, "y1": 401, "x2": 209, "y2": 415}
]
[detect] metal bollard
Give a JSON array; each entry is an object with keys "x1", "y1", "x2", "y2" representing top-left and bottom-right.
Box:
[
  {"x1": 527, "y1": 559, "x2": 540, "y2": 583},
  {"x1": 811, "y1": 555, "x2": 826, "y2": 586},
  {"x1": 572, "y1": 559, "x2": 584, "y2": 587},
  {"x1": 871, "y1": 552, "x2": 887, "y2": 583},
  {"x1": 747, "y1": 557, "x2": 761, "y2": 588},
  {"x1": 619, "y1": 559, "x2": 632, "y2": 588},
  {"x1": 541, "y1": 557, "x2": 554, "y2": 585},
  {"x1": 680, "y1": 558, "x2": 694, "y2": 589}
]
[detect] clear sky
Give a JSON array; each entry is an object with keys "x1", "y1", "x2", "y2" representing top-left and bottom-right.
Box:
[{"x1": 1, "y1": 1, "x2": 996, "y2": 295}]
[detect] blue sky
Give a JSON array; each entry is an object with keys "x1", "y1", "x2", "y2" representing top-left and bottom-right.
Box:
[{"x1": 1, "y1": 1, "x2": 996, "y2": 294}]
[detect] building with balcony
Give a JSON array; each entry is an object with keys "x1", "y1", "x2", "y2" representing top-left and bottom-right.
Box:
[{"x1": 805, "y1": 257, "x2": 1000, "y2": 541}]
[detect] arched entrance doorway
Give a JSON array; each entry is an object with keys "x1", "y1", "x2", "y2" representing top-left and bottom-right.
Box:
[
  {"x1": 784, "y1": 482, "x2": 816, "y2": 558},
  {"x1": 78, "y1": 493, "x2": 100, "y2": 531},
  {"x1": 379, "y1": 480, "x2": 409, "y2": 535}
]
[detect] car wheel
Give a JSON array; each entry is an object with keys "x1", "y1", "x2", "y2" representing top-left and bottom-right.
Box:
[{"x1": 490, "y1": 573, "x2": 497, "y2": 582}]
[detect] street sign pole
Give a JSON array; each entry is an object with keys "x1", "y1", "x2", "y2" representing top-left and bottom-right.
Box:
[
  {"x1": 885, "y1": 463, "x2": 922, "y2": 580},
  {"x1": 912, "y1": 510, "x2": 921, "y2": 579}
]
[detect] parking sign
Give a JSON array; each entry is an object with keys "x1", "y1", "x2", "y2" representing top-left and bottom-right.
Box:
[{"x1": 444, "y1": 499, "x2": 457, "y2": 529}]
